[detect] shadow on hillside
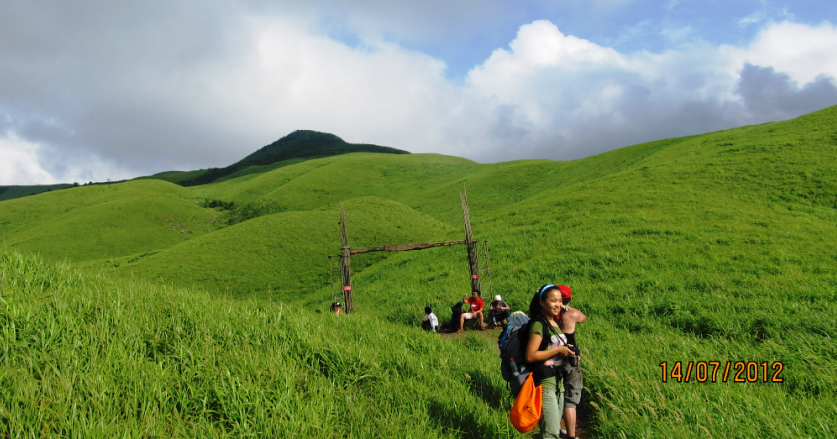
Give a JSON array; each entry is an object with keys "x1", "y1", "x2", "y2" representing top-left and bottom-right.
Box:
[
  {"x1": 466, "y1": 368, "x2": 510, "y2": 410},
  {"x1": 426, "y1": 399, "x2": 503, "y2": 439}
]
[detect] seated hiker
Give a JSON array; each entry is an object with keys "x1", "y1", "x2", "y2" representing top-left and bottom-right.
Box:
[
  {"x1": 462, "y1": 290, "x2": 486, "y2": 330},
  {"x1": 422, "y1": 306, "x2": 439, "y2": 332},
  {"x1": 330, "y1": 301, "x2": 343, "y2": 316},
  {"x1": 449, "y1": 301, "x2": 465, "y2": 333},
  {"x1": 489, "y1": 294, "x2": 511, "y2": 327}
]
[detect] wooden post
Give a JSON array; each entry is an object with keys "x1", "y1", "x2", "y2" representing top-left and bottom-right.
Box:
[
  {"x1": 461, "y1": 188, "x2": 481, "y2": 294},
  {"x1": 340, "y1": 202, "x2": 354, "y2": 313}
]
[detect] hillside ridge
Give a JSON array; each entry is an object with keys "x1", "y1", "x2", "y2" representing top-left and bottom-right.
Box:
[{"x1": 177, "y1": 130, "x2": 409, "y2": 186}]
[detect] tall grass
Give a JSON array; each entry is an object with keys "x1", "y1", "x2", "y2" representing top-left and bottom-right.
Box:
[{"x1": 0, "y1": 251, "x2": 519, "y2": 437}]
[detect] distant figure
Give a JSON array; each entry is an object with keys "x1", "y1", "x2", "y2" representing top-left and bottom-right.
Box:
[
  {"x1": 558, "y1": 285, "x2": 586, "y2": 439},
  {"x1": 461, "y1": 290, "x2": 486, "y2": 330},
  {"x1": 330, "y1": 302, "x2": 343, "y2": 316},
  {"x1": 489, "y1": 294, "x2": 511, "y2": 327},
  {"x1": 450, "y1": 301, "x2": 465, "y2": 333},
  {"x1": 422, "y1": 306, "x2": 439, "y2": 332}
]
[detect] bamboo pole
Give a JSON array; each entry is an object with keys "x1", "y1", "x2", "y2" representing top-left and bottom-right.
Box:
[
  {"x1": 461, "y1": 187, "x2": 481, "y2": 294},
  {"x1": 339, "y1": 202, "x2": 354, "y2": 313}
]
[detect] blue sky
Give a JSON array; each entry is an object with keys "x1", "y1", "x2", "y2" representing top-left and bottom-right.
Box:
[
  {"x1": 1, "y1": 0, "x2": 836, "y2": 184},
  {"x1": 319, "y1": 0, "x2": 837, "y2": 78}
]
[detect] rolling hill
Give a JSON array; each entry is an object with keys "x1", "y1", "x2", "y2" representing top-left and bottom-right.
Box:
[
  {"x1": 1, "y1": 105, "x2": 835, "y2": 438},
  {"x1": 137, "y1": 130, "x2": 410, "y2": 186}
]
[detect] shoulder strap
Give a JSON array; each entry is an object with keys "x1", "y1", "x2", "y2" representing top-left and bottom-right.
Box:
[{"x1": 525, "y1": 317, "x2": 552, "y2": 352}]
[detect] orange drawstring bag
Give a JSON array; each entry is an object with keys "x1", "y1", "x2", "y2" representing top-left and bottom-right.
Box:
[{"x1": 509, "y1": 373, "x2": 542, "y2": 433}]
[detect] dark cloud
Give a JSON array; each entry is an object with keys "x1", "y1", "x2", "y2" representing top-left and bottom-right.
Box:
[
  {"x1": 736, "y1": 63, "x2": 837, "y2": 121},
  {"x1": 0, "y1": 0, "x2": 256, "y2": 176}
]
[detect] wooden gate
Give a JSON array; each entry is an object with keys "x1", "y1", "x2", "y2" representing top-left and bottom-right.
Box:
[{"x1": 330, "y1": 188, "x2": 490, "y2": 313}]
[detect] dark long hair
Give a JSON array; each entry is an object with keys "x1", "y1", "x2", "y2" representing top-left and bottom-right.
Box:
[{"x1": 528, "y1": 284, "x2": 559, "y2": 319}]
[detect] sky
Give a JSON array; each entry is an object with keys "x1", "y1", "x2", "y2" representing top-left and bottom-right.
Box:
[{"x1": 2, "y1": 0, "x2": 837, "y2": 185}]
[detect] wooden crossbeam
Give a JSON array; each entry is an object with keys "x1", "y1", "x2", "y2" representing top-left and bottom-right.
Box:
[{"x1": 350, "y1": 239, "x2": 467, "y2": 255}]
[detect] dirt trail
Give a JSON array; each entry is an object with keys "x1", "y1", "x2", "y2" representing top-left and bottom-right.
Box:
[{"x1": 439, "y1": 326, "x2": 591, "y2": 439}]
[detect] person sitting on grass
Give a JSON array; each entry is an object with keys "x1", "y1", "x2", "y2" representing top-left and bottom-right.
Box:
[
  {"x1": 449, "y1": 301, "x2": 465, "y2": 333},
  {"x1": 460, "y1": 290, "x2": 486, "y2": 330},
  {"x1": 422, "y1": 306, "x2": 439, "y2": 332},
  {"x1": 489, "y1": 294, "x2": 511, "y2": 327},
  {"x1": 330, "y1": 302, "x2": 343, "y2": 316}
]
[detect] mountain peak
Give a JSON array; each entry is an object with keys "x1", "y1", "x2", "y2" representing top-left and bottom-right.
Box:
[{"x1": 179, "y1": 130, "x2": 409, "y2": 186}]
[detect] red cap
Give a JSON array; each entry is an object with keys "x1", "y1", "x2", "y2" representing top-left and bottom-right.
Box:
[{"x1": 558, "y1": 285, "x2": 572, "y2": 303}]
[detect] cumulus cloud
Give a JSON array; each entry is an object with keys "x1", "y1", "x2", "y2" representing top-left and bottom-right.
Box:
[
  {"x1": 1, "y1": 1, "x2": 836, "y2": 184},
  {"x1": 461, "y1": 19, "x2": 837, "y2": 160},
  {"x1": 0, "y1": 134, "x2": 57, "y2": 185}
]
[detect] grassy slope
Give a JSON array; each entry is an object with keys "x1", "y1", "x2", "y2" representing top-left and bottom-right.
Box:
[
  {"x1": 0, "y1": 184, "x2": 75, "y2": 202},
  {"x1": 87, "y1": 197, "x2": 458, "y2": 300},
  {"x1": 0, "y1": 251, "x2": 512, "y2": 438},
  {"x1": 0, "y1": 180, "x2": 218, "y2": 262},
  {"x1": 192, "y1": 152, "x2": 477, "y2": 207},
  {"x1": 346, "y1": 108, "x2": 837, "y2": 438},
  {"x1": 1, "y1": 106, "x2": 835, "y2": 437}
]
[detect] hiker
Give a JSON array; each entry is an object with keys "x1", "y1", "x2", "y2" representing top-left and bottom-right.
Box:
[
  {"x1": 449, "y1": 301, "x2": 465, "y2": 333},
  {"x1": 330, "y1": 301, "x2": 343, "y2": 316},
  {"x1": 558, "y1": 285, "x2": 586, "y2": 439},
  {"x1": 526, "y1": 284, "x2": 576, "y2": 439},
  {"x1": 422, "y1": 306, "x2": 439, "y2": 332},
  {"x1": 462, "y1": 290, "x2": 486, "y2": 330},
  {"x1": 489, "y1": 294, "x2": 511, "y2": 327}
]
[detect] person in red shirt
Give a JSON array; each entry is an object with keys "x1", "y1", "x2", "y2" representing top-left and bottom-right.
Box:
[{"x1": 461, "y1": 290, "x2": 486, "y2": 330}]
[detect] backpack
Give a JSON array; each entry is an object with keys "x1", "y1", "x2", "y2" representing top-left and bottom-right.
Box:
[{"x1": 499, "y1": 312, "x2": 551, "y2": 397}]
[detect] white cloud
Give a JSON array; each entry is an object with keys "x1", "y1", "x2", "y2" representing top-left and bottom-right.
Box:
[
  {"x1": 0, "y1": 132, "x2": 133, "y2": 185},
  {"x1": 0, "y1": 134, "x2": 57, "y2": 185},
  {"x1": 201, "y1": 16, "x2": 462, "y2": 154},
  {"x1": 723, "y1": 21, "x2": 837, "y2": 84},
  {"x1": 456, "y1": 19, "x2": 837, "y2": 160},
  {"x1": 1, "y1": 3, "x2": 836, "y2": 183},
  {"x1": 739, "y1": 10, "x2": 767, "y2": 28}
]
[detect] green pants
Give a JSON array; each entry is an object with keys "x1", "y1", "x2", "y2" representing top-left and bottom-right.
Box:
[{"x1": 533, "y1": 388, "x2": 565, "y2": 439}]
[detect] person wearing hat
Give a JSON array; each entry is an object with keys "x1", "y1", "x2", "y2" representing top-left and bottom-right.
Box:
[
  {"x1": 557, "y1": 285, "x2": 586, "y2": 439},
  {"x1": 330, "y1": 301, "x2": 343, "y2": 316},
  {"x1": 488, "y1": 294, "x2": 511, "y2": 328}
]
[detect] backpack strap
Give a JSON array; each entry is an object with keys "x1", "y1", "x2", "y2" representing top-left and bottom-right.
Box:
[{"x1": 529, "y1": 316, "x2": 561, "y2": 384}]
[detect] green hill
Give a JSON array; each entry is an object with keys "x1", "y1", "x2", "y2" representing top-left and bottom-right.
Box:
[
  {"x1": 88, "y1": 197, "x2": 457, "y2": 300},
  {"x1": 139, "y1": 130, "x2": 410, "y2": 187},
  {"x1": 0, "y1": 106, "x2": 835, "y2": 437},
  {"x1": 0, "y1": 183, "x2": 75, "y2": 202},
  {"x1": 0, "y1": 179, "x2": 217, "y2": 262}
]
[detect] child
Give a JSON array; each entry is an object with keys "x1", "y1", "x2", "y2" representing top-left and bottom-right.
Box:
[
  {"x1": 422, "y1": 306, "x2": 439, "y2": 332},
  {"x1": 525, "y1": 284, "x2": 576, "y2": 439}
]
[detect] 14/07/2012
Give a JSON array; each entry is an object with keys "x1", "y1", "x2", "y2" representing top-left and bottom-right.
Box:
[{"x1": 659, "y1": 361, "x2": 784, "y2": 383}]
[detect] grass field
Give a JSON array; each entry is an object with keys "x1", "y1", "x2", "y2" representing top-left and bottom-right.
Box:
[{"x1": 0, "y1": 106, "x2": 835, "y2": 437}]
